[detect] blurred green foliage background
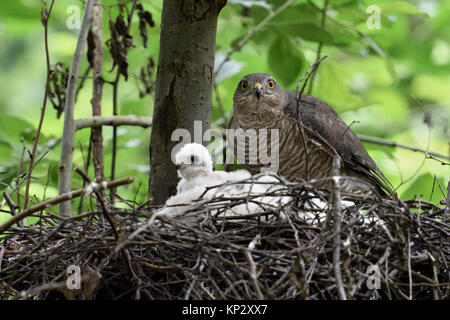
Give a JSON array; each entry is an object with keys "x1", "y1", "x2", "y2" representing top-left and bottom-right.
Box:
[{"x1": 0, "y1": 0, "x2": 448, "y2": 224}]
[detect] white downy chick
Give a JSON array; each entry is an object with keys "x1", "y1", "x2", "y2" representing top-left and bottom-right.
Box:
[
  {"x1": 296, "y1": 192, "x2": 383, "y2": 227},
  {"x1": 154, "y1": 143, "x2": 291, "y2": 222},
  {"x1": 209, "y1": 174, "x2": 291, "y2": 221}
]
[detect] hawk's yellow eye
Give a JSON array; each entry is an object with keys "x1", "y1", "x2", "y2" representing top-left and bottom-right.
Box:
[
  {"x1": 267, "y1": 79, "x2": 275, "y2": 88},
  {"x1": 240, "y1": 81, "x2": 248, "y2": 91}
]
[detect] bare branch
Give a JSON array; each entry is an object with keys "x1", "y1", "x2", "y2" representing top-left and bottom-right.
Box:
[
  {"x1": 0, "y1": 176, "x2": 133, "y2": 234},
  {"x1": 111, "y1": 0, "x2": 138, "y2": 200},
  {"x1": 75, "y1": 115, "x2": 152, "y2": 130},
  {"x1": 444, "y1": 181, "x2": 449, "y2": 224},
  {"x1": 307, "y1": 0, "x2": 329, "y2": 94},
  {"x1": 74, "y1": 167, "x2": 137, "y2": 278},
  {"x1": 23, "y1": 0, "x2": 55, "y2": 210},
  {"x1": 294, "y1": 55, "x2": 328, "y2": 180},
  {"x1": 58, "y1": 0, "x2": 94, "y2": 216},
  {"x1": 359, "y1": 135, "x2": 449, "y2": 163},
  {"x1": 91, "y1": 0, "x2": 105, "y2": 186},
  {"x1": 331, "y1": 156, "x2": 347, "y2": 300}
]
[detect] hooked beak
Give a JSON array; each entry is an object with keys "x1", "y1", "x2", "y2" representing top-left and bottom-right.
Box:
[{"x1": 254, "y1": 82, "x2": 263, "y2": 100}]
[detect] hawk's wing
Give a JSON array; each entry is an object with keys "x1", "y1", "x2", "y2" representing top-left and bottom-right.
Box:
[{"x1": 283, "y1": 91, "x2": 393, "y2": 195}]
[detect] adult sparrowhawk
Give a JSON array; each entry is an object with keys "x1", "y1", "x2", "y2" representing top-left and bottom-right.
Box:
[{"x1": 228, "y1": 73, "x2": 393, "y2": 196}]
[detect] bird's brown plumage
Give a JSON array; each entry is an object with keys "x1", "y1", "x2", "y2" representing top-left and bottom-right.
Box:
[{"x1": 228, "y1": 73, "x2": 393, "y2": 196}]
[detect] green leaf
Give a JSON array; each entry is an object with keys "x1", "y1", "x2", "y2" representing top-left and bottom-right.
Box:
[
  {"x1": 271, "y1": 3, "x2": 321, "y2": 25},
  {"x1": 0, "y1": 212, "x2": 11, "y2": 225},
  {"x1": 336, "y1": 7, "x2": 394, "y2": 27},
  {"x1": 272, "y1": 22, "x2": 333, "y2": 44},
  {"x1": 400, "y1": 173, "x2": 445, "y2": 203},
  {"x1": 230, "y1": 32, "x2": 247, "y2": 49},
  {"x1": 364, "y1": 142, "x2": 396, "y2": 160},
  {"x1": 0, "y1": 141, "x2": 13, "y2": 162},
  {"x1": 316, "y1": 62, "x2": 362, "y2": 110},
  {"x1": 336, "y1": 8, "x2": 368, "y2": 23},
  {"x1": 331, "y1": 0, "x2": 358, "y2": 6},
  {"x1": 268, "y1": 37, "x2": 304, "y2": 87},
  {"x1": 0, "y1": 114, "x2": 35, "y2": 144},
  {"x1": 325, "y1": 20, "x2": 357, "y2": 46},
  {"x1": 368, "y1": 88, "x2": 408, "y2": 122},
  {"x1": 379, "y1": 2, "x2": 429, "y2": 18},
  {"x1": 411, "y1": 74, "x2": 450, "y2": 103}
]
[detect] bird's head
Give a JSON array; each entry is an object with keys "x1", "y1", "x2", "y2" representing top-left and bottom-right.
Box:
[
  {"x1": 233, "y1": 73, "x2": 284, "y2": 114},
  {"x1": 174, "y1": 143, "x2": 213, "y2": 180}
]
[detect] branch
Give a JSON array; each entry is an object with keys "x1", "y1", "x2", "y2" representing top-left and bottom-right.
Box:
[
  {"x1": 0, "y1": 177, "x2": 133, "y2": 234},
  {"x1": 243, "y1": 249, "x2": 264, "y2": 300},
  {"x1": 58, "y1": 0, "x2": 94, "y2": 216},
  {"x1": 359, "y1": 135, "x2": 450, "y2": 163},
  {"x1": 111, "y1": 0, "x2": 138, "y2": 200},
  {"x1": 2, "y1": 192, "x2": 19, "y2": 219},
  {"x1": 15, "y1": 138, "x2": 26, "y2": 210},
  {"x1": 331, "y1": 156, "x2": 347, "y2": 300},
  {"x1": 295, "y1": 55, "x2": 328, "y2": 116},
  {"x1": 291, "y1": 54, "x2": 327, "y2": 179},
  {"x1": 75, "y1": 115, "x2": 152, "y2": 130},
  {"x1": 307, "y1": 0, "x2": 329, "y2": 94},
  {"x1": 444, "y1": 181, "x2": 450, "y2": 224},
  {"x1": 75, "y1": 66, "x2": 92, "y2": 101},
  {"x1": 91, "y1": 0, "x2": 105, "y2": 185},
  {"x1": 74, "y1": 167, "x2": 137, "y2": 278},
  {"x1": 23, "y1": 0, "x2": 55, "y2": 210}
]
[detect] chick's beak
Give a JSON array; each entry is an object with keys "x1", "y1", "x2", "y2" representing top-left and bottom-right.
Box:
[
  {"x1": 254, "y1": 82, "x2": 263, "y2": 100},
  {"x1": 175, "y1": 159, "x2": 182, "y2": 170}
]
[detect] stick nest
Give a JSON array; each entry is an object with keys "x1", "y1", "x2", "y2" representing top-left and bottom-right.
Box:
[{"x1": 0, "y1": 182, "x2": 449, "y2": 300}]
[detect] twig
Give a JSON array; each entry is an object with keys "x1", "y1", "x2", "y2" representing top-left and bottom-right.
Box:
[
  {"x1": 351, "y1": 247, "x2": 391, "y2": 297},
  {"x1": 444, "y1": 181, "x2": 450, "y2": 224},
  {"x1": 74, "y1": 167, "x2": 137, "y2": 278},
  {"x1": 307, "y1": 0, "x2": 328, "y2": 94},
  {"x1": 295, "y1": 55, "x2": 328, "y2": 114},
  {"x1": 0, "y1": 149, "x2": 50, "y2": 212},
  {"x1": 294, "y1": 55, "x2": 328, "y2": 180},
  {"x1": 16, "y1": 137, "x2": 26, "y2": 211},
  {"x1": 58, "y1": 0, "x2": 94, "y2": 216},
  {"x1": 23, "y1": 0, "x2": 55, "y2": 210},
  {"x1": 75, "y1": 66, "x2": 92, "y2": 101},
  {"x1": 0, "y1": 177, "x2": 133, "y2": 234},
  {"x1": 2, "y1": 192, "x2": 18, "y2": 218},
  {"x1": 407, "y1": 230, "x2": 412, "y2": 300},
  {"x1": 427, "y1": 251, "x2": 440, "y2": 300},
  {"x1": 77, "y1": 141, "x2": 90, "y2": 214},
  {"x1": 394, "y1": 96, "x2": 441, "y2": 192},
  {"x1": 331, "y1": 156, "x2": 347, "y2": 300},
  {"x1": 75, "y1": 115, "x2": 152, "y2": 130},
  {"x1": 110, "y1": 0, "x2": 138, "y2": 201},
  {"x1": 243, "y1": 250, "x2": 264, "y2": 300},
  {"x1": 359, "y1": 135, "x2": 449, "y2": 163}
]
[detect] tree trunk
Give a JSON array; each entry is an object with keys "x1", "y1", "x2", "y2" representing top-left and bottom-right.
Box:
[{"x1": 149, "y1": 0, "x2": 227, "y2": 205}]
